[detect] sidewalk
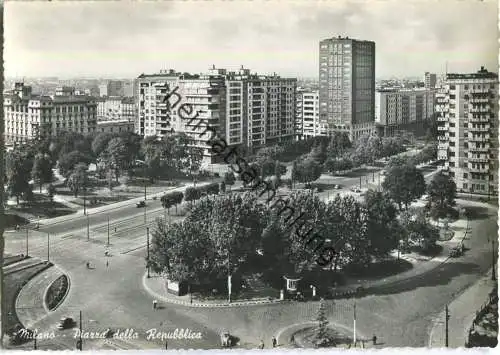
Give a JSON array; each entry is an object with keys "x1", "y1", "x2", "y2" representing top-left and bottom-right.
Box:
[
  {"x1": 15, "y1": 263, "x2": 64, "y2": 328},
  {"x1": 142, "y1": 273, "x2": 285, "y2": 308},
  {"x1": 428, "y1": 269, "x2": 497, "y2": 348}
]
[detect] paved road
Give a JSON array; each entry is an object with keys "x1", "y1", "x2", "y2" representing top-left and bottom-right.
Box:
[{"x1": 4, "y1": 161, "x2": 496, "y2": 350}]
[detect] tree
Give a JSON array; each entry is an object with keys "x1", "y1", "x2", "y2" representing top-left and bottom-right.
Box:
[
  {"x1": 184, "y1": 187, "x2": 200, "y2": 204},
  {"x1": 220, "y1": 181, "x2": 226, "y2": 194},
  {"x1": 382, "y1": 163, "x2": 426, "y2": 210},
  {"x1": 58, "y1": 151, "x2": 91, "y2": 178},
  {"x1": 364, "y1": 190, "x2": 399, "y2": 259},
  {"x1": 427, "y1": 171, "x2": 457, "y2": 219},
  {"x1": 399, "y1": 210, "x2": 439, "y2": 252},
  {"x1": 295, "y1": 158, "x2": 322, "y2": 186},
  {"x1": 224, "y1": 171, "x2": 235, "y2": 191},
  {"x1": 92, "y1": 132, "x2": 116, "y2": 157},
  {"x1": 106, "y1": 137, "x2": 130, "y2": 183},
  {"x1": 274, "y1": 160, "x2": 283, "y2": 186},
  {"x1": 47, "y1": 184, "x2": 56, "y2": 202},
  {"x1": 291, "y1": 160, "x2": 299, "y2": 189},
  {"x1": 315, "y1": 299, "x2": 332, "y2": 347},
  {"x1": 31, "y1": 153, "x2": 53, "y2": 193},
  {"x1": 67, "y1": 163, "x2": 88, "y2": 197},
  {"x1": 6, "y1": 150, "x2": 33, "y2": 205},
  {"x1": 150, "y1": 220, "x2": 217, "y2": 284},
  {"x1": 187, "y1": 147, "x2": 204, "y2": 177}
]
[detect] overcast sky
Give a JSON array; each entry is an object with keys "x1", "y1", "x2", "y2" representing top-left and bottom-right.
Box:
[{"x1": 4, "y1": 0, "x2": 498, "y2": 79}]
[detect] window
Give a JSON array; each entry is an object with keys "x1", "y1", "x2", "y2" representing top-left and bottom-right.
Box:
[{"x1": 463, "y1": 173, "x2": 468, "y2": 179}]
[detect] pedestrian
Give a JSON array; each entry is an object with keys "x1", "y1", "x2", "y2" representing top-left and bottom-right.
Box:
[
  {"x1": 290, "y1": 335, "x2": 295, "y2": 344},
  {"x1": 165, "y1": 340, "x2": 168, "y2": 350},
  {"x1": 114, "y1": 227, "x2": 117, "y2": 233},
  {"x1": 153, "y1": 300, "x2": 157, "y2": 310},
  {"x1": 259, "y1": 340, "x2": 264, "y2": 349},
  {"x1": 272, "y1": 336, "x2": 277, "y2": 348},
  {"x1": 372, "y1": 334, "x2": 377, "y2": 345},
  {"x1": 106, "y1": 260, "x2": 109, "y2": 268}
]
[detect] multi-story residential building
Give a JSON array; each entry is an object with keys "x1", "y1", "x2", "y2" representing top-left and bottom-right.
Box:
[
  {"x1": 136, "y1": 67, "x2": 296, "y2": 163},
  {"x1": 375, "y1": 88, "x2": 435, "y2": 137},
  {"x1": 295, "y1": 90, "x2": 327, "y2": 139},
  {"x1": 424, "y1": 72, "x2": 437, "y2": 89},
  {"x1": 4, "y1": 83, "x2": 97, "y2": 144},
  {"x1": 436, "y1": 67, "x2": 498, "y2": 196},
  {"x1": 319, "y1": 36, "x2": 376, "y2": 141},
  {"x1": 97, "y1": 96, "x2": 136, "y2": 122},
  {"x1": 55, "y1": 86, "x2": 75, "y2": 96},
  {"x1": 99, "y1": 80, "x2": 124, "y2": 97},
  {"x1": 97, "y1": 119, "x2": 135, "y2": 134}
]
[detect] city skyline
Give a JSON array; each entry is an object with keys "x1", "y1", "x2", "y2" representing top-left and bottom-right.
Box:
[{"x1": 5, "y1": 0, "x2": 498, "y2": 79}]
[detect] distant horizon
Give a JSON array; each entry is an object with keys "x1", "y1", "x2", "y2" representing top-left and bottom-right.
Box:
[{"x1": 5, "y1": 0, "x2": 497, "y2": 79}]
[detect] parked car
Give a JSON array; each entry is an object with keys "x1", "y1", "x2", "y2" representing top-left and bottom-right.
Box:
[
  {"x1": 334, "y1": 184, "x2": 341, "y2": 189},
  {"x1": 220, "y1": 330, "x2": 231, "y2": 347},
  {"x1": 136, "y1": 201, "x2": 146, "y2": 208},
  {"x1": 57, "y1": 317, "x2": 76, "y2": 330}
]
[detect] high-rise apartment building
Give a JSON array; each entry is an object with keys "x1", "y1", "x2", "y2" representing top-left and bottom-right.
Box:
[
  {"x1": 436, "y1": 67, "x2": 498, "y2": 196},
  {"x1": 424, "y1": 72, "x2": 437, "y2": 89},
  {"x1": 136, "y1": 67, "x2": 296, "y2": 163},
  {"x1": 375, "y1": 88, "x2": 435, "y2": 137},
  {"x1": 4, "y1": 83, "x2": 97, "y2": 144},
  {"x1": 319, "y1": 36, "x2": 376, "y2": 141},
  {"x1": 295, "y1": 90, "x2": 327, "y2": 139}
]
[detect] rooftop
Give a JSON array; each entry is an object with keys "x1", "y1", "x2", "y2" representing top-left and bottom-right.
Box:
[{"x1": 446, "y1": 67, "x2": 498, "y2": 80}]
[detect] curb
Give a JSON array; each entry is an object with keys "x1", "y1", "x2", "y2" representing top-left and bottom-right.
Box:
[
  {"x1": 43, "y1": 272, "x2": 71, "y2": 313},
  {"x1": 142, "y1": 273, "x2": 288, "y2": 308}
]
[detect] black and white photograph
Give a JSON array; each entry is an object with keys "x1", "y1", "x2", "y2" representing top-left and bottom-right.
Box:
[{"x1": 0, "y1": 0, "x2": 498, "y2": 352}]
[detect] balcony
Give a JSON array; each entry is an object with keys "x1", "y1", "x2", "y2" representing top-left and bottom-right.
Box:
[
  {"x1": 437, "y1": 116, "x2": 448, "y2": 122},
  {"x1": 438, "y1": 135, "x2": 449, "y2": 141},
  {"x1": 469, "y1": 165, "x2": 490, "y2": 173},
  {"x1": 469, "y1": 156, "x2": 490, "y2": 163},
  {"x1": 437, "y1": 126, "x2": 448, "y2": 131},
  {"x1": 468, "y1": 126, "x2": 490, "y2": 132},
  {"x1": 469, "y1": 116, "x2": 491, "y2": 123},
  {"x1": 469, "y1": 136, "x2": 489, "y2": 142}
]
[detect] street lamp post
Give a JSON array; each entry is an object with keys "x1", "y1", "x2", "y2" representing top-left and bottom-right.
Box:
[
  {"x1": 47, "y1": 233, "x2": 50, "y2": 262},
  {"x1": 83, "y1": 186, "x2": 87, "y2": 215},
  {"x1": 107, "y1": 215, "x2": 110, "y2": 247},
  {"x1": 87, "y1": 215, "x2": 90, "y2": 241},
  {"x1": 25, "y1": 228, "x2": 29, "y2": 257}
]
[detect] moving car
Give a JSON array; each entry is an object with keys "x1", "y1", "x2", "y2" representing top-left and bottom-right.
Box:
[
  {"x1": 136, "y1": 201, "x2": 146, "y2": 208},
  {"x1": 57, "y1": 317, "x2": 76, "y2": 330}
]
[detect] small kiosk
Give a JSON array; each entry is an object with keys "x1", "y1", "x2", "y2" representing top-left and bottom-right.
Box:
[{"x1": 283, "y1": 274, "x2": 302, "y2": 299}]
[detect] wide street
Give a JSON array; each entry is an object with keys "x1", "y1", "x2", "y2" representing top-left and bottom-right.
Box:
[{"x1": 3, "y1": 165, "x2": 497, "y2": 350}]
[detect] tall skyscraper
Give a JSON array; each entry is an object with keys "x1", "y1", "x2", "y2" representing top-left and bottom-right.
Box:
[
  {"x1": 319, "y1": 36, "x2": 375, "y2": 141},
  {"x1": 436, "y1": 67, "x2": 498, "y2": 196},
  {"x1": 424, "y1": 72, "x2": 437, "y2": 89}
]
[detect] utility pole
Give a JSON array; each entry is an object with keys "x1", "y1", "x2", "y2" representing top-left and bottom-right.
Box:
[
  {"x1": 107, "y1": 215, "x2": 110, "y2": 247},
  {"x1": 144, "y1": 203, "x2": 147, "y2": 224},
  {"x1": 79, "y1": 310, "x2": 83, "y2": 351},
  {"x1": 87, "y1": 214, "x2": 90, "y2": 241},
  {"x1": 146, "y1": 227, "x2": 150, "y2": 278},
  {"x1": 359, "y1": 176, "x2": 362, "y2": 189},
  {"x1": 47, "y1": 233, "x2": 50, "y2": 262},
  {"x1": 353, "y1": 301, "x2": 357, "y2": 346},
  {"x1": 26, "y1": 228, "x2": 29, "y2": 257},
  {"x1": 33, "y1": 336, "x2": 37, "y2": 350},
  {"x1": 83, "y1": 186, "x2": 86, "y2": 215},
  {"x1": 445, "y1": 304, "x2": 449, "y2": 347},
  {"x1": 228, "y1": 249, "x2": 231, "y2": 304}
]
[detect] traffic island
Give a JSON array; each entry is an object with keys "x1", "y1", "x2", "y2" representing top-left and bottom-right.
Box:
[{"x1": 44, "y1": 274, "x2": 70, "y2": 311}]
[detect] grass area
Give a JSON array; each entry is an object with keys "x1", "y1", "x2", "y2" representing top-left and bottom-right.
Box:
[
  {"x1": 293, "y1": 326, "x2": 353, "y2": 348},
  {"x1": 343, "y1": 258, "x2": 414, "y2": 280},
  {"x1": 45, "y1": 275, "x2": 69, "y2": 311},
  {"x1": 2, "y1": 260, "x2": 53, "y2": 335},
  {"x1": 2, "y1": 214, "x2": 30, "y2": 229},
  {"x1": 7, "y1": 194, "x2": 75, "y2": 220}
]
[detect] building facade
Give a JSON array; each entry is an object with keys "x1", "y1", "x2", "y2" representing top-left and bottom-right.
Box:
[
  {"x1": 375, "y1": 88, "x2": 435, "y2": 137},
  {"x1": 436, "y1": 67, "x2": 498, "y2": 196},
  {"x1": 97, "y1": 96, "x2": 136, "y2": 122},
  {"x1": 99, "y1": 80, "x2": 124, "y2": 97},
  {"x1": 4, "y1": 83, "x2": 97, "y2": 144},
  {"x1": 136, "y1": 67, "x2": 296, "y2": 163},
  {"x1": 424, "y1": 72, "x2": 437, "y2": 89},
  {"x1": 295, "y1": 90, "x2": 327, "y2": 139},
  {"x1": 319, "y1": 36, "x2": 376, "y2": 141}
]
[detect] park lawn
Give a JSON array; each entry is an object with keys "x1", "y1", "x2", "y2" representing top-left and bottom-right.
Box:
[{"x1": 7, "y1": 194, "x2": 75, "y2": 220}]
